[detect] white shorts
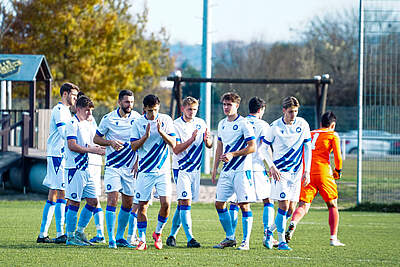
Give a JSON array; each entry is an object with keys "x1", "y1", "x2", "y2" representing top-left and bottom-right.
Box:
[
  {"x1": 42, "y1": 156, "x2": 65, "y2": 190},
  {"x1": 270, "y1": 172, "x2": 301, "y2": 202},
  {"x1": 176, "y1": 170, "x2": 200, "y2": 202},
  {"x1": 135, "y1": 172, "x2": 172, "y2": 202},
  {"x1": 104, "y1": 167, "x2": 135, "y2": 196},
  {"x1": 253, "y1": 170, "x2": 271, "y2": 201},
  {"x1": 88, "y1": 164, "x2": 102, "y2": 197},
  {"x1": 216, "y1": 170, "x2": 256, "y2": 203},
  {"x1": 65, "y1": 168, "x2": 97, "y2": 202}
]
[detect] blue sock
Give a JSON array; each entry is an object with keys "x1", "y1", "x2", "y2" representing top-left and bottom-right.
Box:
[
  {"x1": 55, "y1": 199, "x2": 66, "y2": 237},
  {"x1": 116, "y1": 205, "x2": 131, "y2": 240},
  {"x1": 275, "y1": 208, "x2": 287, "y2": 243},
  {"x1": 127, "y1": 211, "x2": 137, "y2": 238},
  {"x1": 93, "y1": 208, "x2": 104, "y2": 237},
  {"x1": 77, "y1": 204, "x2": 95, "y2": 232},
  {"x1": 169, "y1": 206, "x2": 181, "y2": 237},
  {"x1": 155, "y1": 214, "x2": 168, "y2": 234},
  {"x1": 137, "y1": 221, "x2": 147, "y2": 242},
  {"x1": 229, "y1": 204, "x2": 239, "y2": 235},
  {"x1": 105, "y1": 206, "x2": 116, "y2": 243},
  {"x1": 242, "y1": 210, "x2": 253, "y2": 242},
  {"x1": 263, "y1": 203, "x2": 274, "y2": 232},
  {"x1": 180, "y1": 205, "x2": 193, "y2": 241},
  {"x1": 217, "y1": 208, "x2": 234, "y2": 239},
  {"x1": 39, "y1": 200, "x2": 55, "y2": 237},
  {"x1": 66, "y1": 205, "x2": 79, "y2": 237}
]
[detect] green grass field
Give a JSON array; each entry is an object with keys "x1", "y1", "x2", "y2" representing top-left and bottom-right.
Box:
[{"x1": 1, "y1": 201, "x2": 399, "y2": 266}]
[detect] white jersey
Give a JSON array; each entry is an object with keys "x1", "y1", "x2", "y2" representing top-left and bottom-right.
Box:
[
  {"x1": 84, "y1": 116, "x2": 103, "y2": 166},
  {"x1": 130, "y1": 113, "x2": 175, "y2": 173},
  {"x1": 263, "y1": 117, "x2": 311, "y2": 174},
  {"x1": 246, "y1": 115, "x2": 270, "y2": 172},
  {"x1": 65, "y1": 115, "x2": 91, "y2": 170},
  {"x1": 217, "y1": 115, "x2": 255, "y2": 172},
  {"x1": 172, "y1": 116, "x2": 207, "y2": 172},
  {"x1": 96, "y1": 108, "x2": 140, "y2": 170},
  {"x1": 47, "y1": 102, "x2": 72, "y2": 157}
]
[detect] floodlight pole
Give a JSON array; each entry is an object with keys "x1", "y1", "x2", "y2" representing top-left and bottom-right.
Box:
[
  {"x1": 357, "y1": 0, "x2": 364, "y2": 205},
  {"x1": 200, "y1": 0, "x2": 212, "y2": 174}
]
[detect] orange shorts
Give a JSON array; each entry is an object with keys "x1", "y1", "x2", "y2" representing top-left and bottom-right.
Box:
[{"x1": 299, "y1": 173, "x2": 338, "y2": 203}]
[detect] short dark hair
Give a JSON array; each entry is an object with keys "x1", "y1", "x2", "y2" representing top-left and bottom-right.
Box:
[
  {"x1": 119, "y1": 90, "x2": 134, "y2": 100},
  {"x1": 321, "y1": 111, "x2": 336, "y2": 127},
  {"x1": 60, "y1": 82, "x2": 79, "y2": 96},
  {"x1": 77, "y1": 91, "x2": 85, "y2": 98},
  {"x1": 143, "y1": 94, "x2": 160, "y2": 107},
  {"x1": 76, "y1": 95, "x2": 94, "y2": 109},
  {"x1": 282, "y1": 96, "x2": 300, "y2": 109},
  {"x1": 220, "y1": 92, "x2": 241, "y2": 104},
  {"x1": 249, "y1": 97, "x2": 266, "y2": 113}
]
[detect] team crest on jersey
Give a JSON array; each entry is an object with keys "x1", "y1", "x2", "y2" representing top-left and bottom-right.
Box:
[
  {"x1": 196, "y1": 124, "x2": 201, "y2": 130},
  {"x1": 296, "y1": 127, "x2": 301, "y2": 133},
  {"x1": 280, "y1": 192, "x2": 286, "y2": 198},
  {"x1": 182, "y1": 191, "x2": 188, "y2": 197},
  {"x1": 233, "y1": 125, "x2": 238, "y2": 130},
  {"x1": 107, "y1": 184, "x2": 112, "y2": 190},
  {"x1": 71, "y1": 193, "x2": 77, "y2": 199}
]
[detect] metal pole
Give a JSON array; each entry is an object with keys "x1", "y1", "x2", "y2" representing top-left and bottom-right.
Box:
[
  {"x1": 1, "y1": 81, "x2": 6, "y2": 110},
  {"x1": 7, "y1": 81, "x2": 14, "y2": 145},
  {"x1": 201, "y1": 0, "x2": 212, "y2": 174},
  {"x1": 357, "y1": 0, "x2": 364, "y2": 205}
]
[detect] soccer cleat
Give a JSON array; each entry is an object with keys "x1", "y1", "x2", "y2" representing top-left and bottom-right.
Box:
[
  {"x1": 263, "y1": 230, "x2": 273, "y2": 249},
  {"x1": 285, "y1": 223, "x2": 296, "y2": 243},
  {"x1": 89, "y1": 236, "x2": 106, "y2": 244},
  {"x1": 128, "y1": 237, "x2": 140, "y2": 247},
  {"x1": 166, "y1": 236, "x2": 176, "y2": 247},
  {"x1": 213, "y1": 238, "x2": 237, "y2": 249},
  {"x1": 278, "y1": 242, "x2": 292, "y2": 250},
  {"x1": 116, "y1": 238, "x2": 134, "y2": 248},
  {"x1": 152, "y1": 232, "x2": 163, "y2": 250},
  {"x1": 236, "y1": 240, "x2": 250, "y2": 250},
  {"x1": 53, "y1": 234, "x2": 67, "y2": 244},
  {"x1": 37, "y1": 235, "x2": 54, "y2": 243},
  {"x1": 272, "y1": 238, "x2": 279, "y2": 248},
  {"x1": 75, "y1": 231, "x2": 93, "y2": 245},
  {"x1": 330, "y1": 239, "x2": 345, "y2": 247},
  {"x1": 135, "y1": 241, "x2": 148, "y2": 251},
  {"x1": 108, "y1": 240, "x2": 117, "y2": 249},
  {"x1": 187, "y1": 238, "x2": 201, "y2": 248},
  {"x1": 66, "y1": 236, "x2": 89, "y2": 246}
]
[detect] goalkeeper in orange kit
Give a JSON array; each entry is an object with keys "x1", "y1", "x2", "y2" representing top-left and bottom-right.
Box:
[{"x1": 285, "y1": 111, "x2": 345, "y2": 246}]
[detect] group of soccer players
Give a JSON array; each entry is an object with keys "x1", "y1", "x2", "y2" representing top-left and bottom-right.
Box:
[{"x1": 36, "y1": 82, "x2": 345, "y2": 251}]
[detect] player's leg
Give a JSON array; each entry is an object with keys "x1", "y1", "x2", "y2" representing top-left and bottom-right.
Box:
[
  {"x1": 213, "y1": 172, "x2": 236, "y2": 249},
  {"x1": 228, "y1": 198, "x2": 239, "y2": 236},
  {"x1": 89, "y1": 164, "x2": 105, "y2": 243},
  {"x1": 167, "y1": 169, "x2": 181, "y2": 246},
  {"x1": 127, "y1": 202, "x2": 139, "y2": 246},
  {"x1": 54, "y1": 189, "x2": 67, "y2": 243},
  {"x1": 237, "y1": 203, "x2": 253, "y2": 250},
  {"x1": 115, "y1": 193, "x2": 133, "y2": 247},
  {"x1": 37, "y1": 189, "x2": 57, "y2": 243}
]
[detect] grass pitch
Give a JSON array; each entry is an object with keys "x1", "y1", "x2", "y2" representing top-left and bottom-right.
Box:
[{"x1": 0, "y1": 201, "x2": 399, "y2": 266}]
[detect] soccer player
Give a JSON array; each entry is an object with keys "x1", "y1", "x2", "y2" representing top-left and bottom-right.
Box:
[
  {"x1": 286, "y1": 111, "x2": 345, "y2": 246},
  {"x1": 130, "y1": 94, "x2": 176, "y2": 251},
  {"x1": 93, "y1": 90, "x2": 140, "y2": 248},
  {"x1": 64, "y1": 95, "x2": 105, "y2": 246},
  {"x1": 262, "y1": 96, "x2": 312, "y2": 250},
  {"x1": 211, "y1": 92, "x2": 256, "y2": 250},
  {"x1": 37, "y1": 83, "x2": 79, "y2": 244},
  {"x1": 166, "y1": 96, "x2": 213, "y2": 248}
]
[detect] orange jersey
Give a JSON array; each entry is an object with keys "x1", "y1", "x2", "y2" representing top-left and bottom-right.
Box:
[{"x1": 310, "y1": 128, "x2": 342, "y2": 175}]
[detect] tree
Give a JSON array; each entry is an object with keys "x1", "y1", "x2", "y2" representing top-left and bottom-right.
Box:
[{"x1": 1, "y1": 0, "x2": 173, "y2": 107}]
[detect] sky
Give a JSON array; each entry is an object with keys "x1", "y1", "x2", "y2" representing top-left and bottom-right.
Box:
[{"x1": 131, "y1": 0, "x2": 357, "y2": 44}]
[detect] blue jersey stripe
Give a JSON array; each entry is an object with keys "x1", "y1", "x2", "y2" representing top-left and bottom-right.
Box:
[
  {"x1": 273, "y1": 147, "x2": 295, "y2": 166},
  {"x1": 124, "y1": 150, "x2": 136, "y2": 168},
  {"x1": 106, "y1": 143, "x2": 129, "y2": 160},
  {"x1": 275, "y1": 144, "x2": 303, "y2": 169},
  {"x1": 56, "y1": 122, "x2": 66, "y2": 128},
  {"x1": 178, "y1": 145, "x2": 197, "y2": 165},
  {"x1": 187, "y1": 150, "x2": 203, "y2": 172},
  {"x1": 67, "y1": 136, "x2": 77, "y2": 140},
  {"x1": 157, "y1": 148, "x2": 169, "y2": 170},
  {"x1": 139, "y1": 143, "x2": 160, "y2": 165},
  {"x1": 140, "y1": 143, "x2": 168, "y2": 172},
  {"x1": 95, "y1": 130, "x2": 104, "y2": 137},
  {"x1": 223, "y1": 144, "x2": 231, "y2": 154},
  {"x1": 106, "y1": 146, "x2": 131, "y2": 167},
  {"x1": 179, "y1": 144, "x2": 203, "y2": 170},
  {"x1": 113, "y1": 150, "x2": 135, "y2": 168},
  {"x1": 223, "y1": 140, "x2": 247, "y2": 171},
  {"x1": 232, "y1": 155, "x2": 247, "y2": 171}
]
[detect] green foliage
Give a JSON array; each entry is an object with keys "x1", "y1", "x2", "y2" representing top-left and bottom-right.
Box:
[
  {"x1": 0, "y1": 201, "x2": 400, "y2": 266},
  {"x1": 1, "y1": 0, "x2": 173, "y2": 107}
]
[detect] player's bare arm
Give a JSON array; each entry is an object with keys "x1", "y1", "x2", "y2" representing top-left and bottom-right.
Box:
[
  {"x1": 68, "y1": 139, "x2": 105, "y2": 155},
  {"x1": 220, "y1": 139, "x2": 255, "y2": 163},
  {"x1": 93, "y1": 134, "x2": 124, "y2": 151},
  {"x1": 211, "y1": 140, "x2": 223, "y2": 184},
  {"x1": 204, "y1": 128, "x2": 213, "y2": 148},
  {"x1": 157, "y1": 119, "x2": 176, "y2": 148},
  {"x1": 173, "y1": 129, "x2": 198, "y2": 155},
  {"x1": 131, "y1": 123, "x2": 150, "y2": 151}
]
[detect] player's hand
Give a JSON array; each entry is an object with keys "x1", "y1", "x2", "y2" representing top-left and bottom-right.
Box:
[
  {"x1": 302, "y1": 171, "x2": 310, "y2": 187},
  {"x1": 110, "y1": 140, "x2": 124, "y2": 151},
  {"x1": 91, "y1": 145, "x2": 106, "y2": 156},
  {"x1": 191, "y1": 129, "x2": 198, "y2": 141},
  {"x1": 333, "y1": 168, "x2": 342, "y2": 180},
  {"x1": 204, "y1": 128, "x2": 211, "y2": 142},
  {"x1": 156, "y1": 119, "x2": 164, "y2": 135},
  {"x1": 144, "y1": 123, "x2": 151, "y2": 138},
  {"x1": 211, "y1": 172, "x2": 217, "y2": 184},
  {"x1": 269, "y1": 165, "x2": 281, "y2": 181},
  {"x1": 220, "y1": 152, "x2": 233, "y2": 163}
]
